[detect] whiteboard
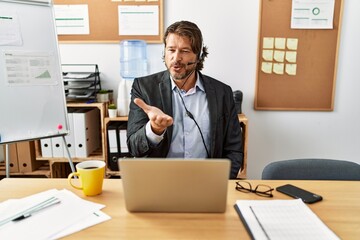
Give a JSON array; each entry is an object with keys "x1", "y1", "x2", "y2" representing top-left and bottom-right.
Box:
[{"x1": 0, "y1": 0, "x2": 69, "y2": 144}]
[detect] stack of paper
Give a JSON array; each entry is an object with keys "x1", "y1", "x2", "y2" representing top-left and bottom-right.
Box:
[
  {"x1": 234, "y1": 199, "x2": 339, "y2": 240},
  {"x1": 0, "y1": 189, "x2": 111, "y2": 239}
]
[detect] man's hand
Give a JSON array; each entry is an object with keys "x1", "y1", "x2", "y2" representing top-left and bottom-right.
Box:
[{"x1": 134, "y1": 98, "x2": 173, "y2": 135}]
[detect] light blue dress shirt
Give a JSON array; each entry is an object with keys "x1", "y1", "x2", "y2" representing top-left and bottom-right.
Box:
[{"x1": 145, "y1": 72, "x2": 210, "y2": 158}]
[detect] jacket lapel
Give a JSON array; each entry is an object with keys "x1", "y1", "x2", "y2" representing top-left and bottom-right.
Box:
[
  {"x1": 201, "y1": 73, "x2": 217, "y2": 157},
  {"x1": 159, "y1": 71, "x2": 172, "y2": 116},
  {"x1": 159, "y1": 71, "x2": 173, "y2": 148}
]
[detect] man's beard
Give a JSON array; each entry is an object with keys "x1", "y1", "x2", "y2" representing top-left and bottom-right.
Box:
[{"x1": 167, "y1": 63, "x2": 194, "y2": 81}]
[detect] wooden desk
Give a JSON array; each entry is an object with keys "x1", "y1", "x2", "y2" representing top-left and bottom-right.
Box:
[{"x1": 0, "y1": 179, "x2": 359, "y2": 239}]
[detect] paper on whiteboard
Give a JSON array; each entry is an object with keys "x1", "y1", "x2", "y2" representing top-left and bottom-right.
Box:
[
  {"x1": 3, "y1": 51, "x2": 58, "y2": 86},
  {"x1": 0, "y1": 12, "x2": 22, "y2": 46}
]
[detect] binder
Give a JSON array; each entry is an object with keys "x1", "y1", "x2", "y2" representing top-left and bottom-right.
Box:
[
  {"x1": 17, "y1": 141, "x2": 41, "y2": 173},
  {"x1": 107, "y1": 122, "x2": 120, "y2": 171},
  {"x1": 107, "y1": 122, "x2": 131, "y2": 171},
  {"x1": 119, "y1": 127, "x2": 129, "y2": 154},
  {"x1": 64, "y1": 108, "x2": 77, "y2": 158},
  {"x1": 51, "y1": 136, "x2": 64, "y2": 158},
  {"x1": 40, "y1": 138, "x2": 53, "y2": 158},
  {"x1": 2, "y1": 143, "x2": 19, "y2": 173},
  {"x1": 73, "y1": 108, "x2": 100, "y2": 158}
]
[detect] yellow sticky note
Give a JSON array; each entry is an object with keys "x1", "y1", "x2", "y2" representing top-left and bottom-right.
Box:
[
  {"x1": 263, "y1": 37, "x2": 274, "y2": 49},
  {"x1": 287, "y1": 38, "x2": 298, "y2": 50},
  {"x1": 261, "y1": 62, "x2": 273, "y2": 74},
  {"x1": 286, "y1": 51, "x2": 297, "y2": 63},
  {"x1": 286, "y1": 64, "x2": 297, "y2": 75},
  {"x1": 273, "y1": 63, "x2": 284, "y2": 74},
  {"x1": 275, "y1": 38, "x2": 286, "y2": 49},
  {"x1": 274, "y1": 50, "x2": 285, "y2": 62},
  {"x1": 262, "y1": 50, "x2": 273, "y2": 61}
]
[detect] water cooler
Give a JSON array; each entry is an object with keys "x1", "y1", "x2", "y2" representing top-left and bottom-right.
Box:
[{"x1": 117, "y1": 40, "x2": 148, "y2": 116}]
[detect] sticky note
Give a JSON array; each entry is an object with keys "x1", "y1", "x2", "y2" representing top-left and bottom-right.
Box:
[
  {"x1": 261, "y1": 62, "x2": 273, "y2": 74},
  {"x1": 263, "y1": 37, "x2": 274, "y2": 49},
  {"x1": 273, "y1": 63, "x2": 284, "y2": 74},
  {"x1": 262, "y1": 50, "x2": 273, "y2": 61},
  {"x1": 275, "y1": 38, "x2": 286, "y2": 49},
  {"x1": 286, "y1": 64, "x2": 297, "y2": 75},
  {"x1": 285, "y1": 51, "x2": 297, "y2": 63},
  {"x1": 287, "y1": 38, "x2": 298, "y2": 50},
  {"x1": 274, "y1": 50, "x2": 285, "y2": 62}
]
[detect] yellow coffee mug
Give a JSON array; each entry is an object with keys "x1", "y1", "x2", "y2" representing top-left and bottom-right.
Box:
[{"x1": 68, "y1": 160, "x2": 105, "y2": 196}]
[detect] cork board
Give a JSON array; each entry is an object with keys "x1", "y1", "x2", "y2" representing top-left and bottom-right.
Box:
[
  {"x1": 254, "y1": 0, "x2": 344, "y2": 111},
  {"x1": 54, "y1": 0, "x2": 163, "y2": 43}
]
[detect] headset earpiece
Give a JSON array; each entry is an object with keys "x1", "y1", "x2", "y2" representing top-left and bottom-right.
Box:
[{"x1": 198, "y1": 45, "x2": 204, "y2": 61}]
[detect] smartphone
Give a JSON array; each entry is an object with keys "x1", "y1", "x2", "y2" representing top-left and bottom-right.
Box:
[{"x1": 276, "y1": 184, "x2": 323, "y2": 204}]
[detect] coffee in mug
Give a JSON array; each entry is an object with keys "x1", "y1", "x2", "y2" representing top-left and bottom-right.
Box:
[{"x1": 68, "y1": 160, "x2": 105, "y2": 196}]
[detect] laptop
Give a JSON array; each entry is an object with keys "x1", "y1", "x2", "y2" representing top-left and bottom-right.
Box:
[{"x1": 119, "y1": 158, "x2": 230, "y2": 213}]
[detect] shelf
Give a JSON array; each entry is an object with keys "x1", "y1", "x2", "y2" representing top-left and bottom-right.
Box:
[
  {"x1": 0, "y1": 162, "x2": 51, "y2": 178},
  {"x1": 34, "y1": 102, "x2": 107, "y2": 178}
]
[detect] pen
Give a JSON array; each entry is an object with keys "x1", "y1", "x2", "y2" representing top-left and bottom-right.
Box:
[
  {"x1": 0, "y1": 196, "x2": 61, "y2": 226},
  {"x1": 249, "y1": 206, "x2": 271, "y2": 240}
]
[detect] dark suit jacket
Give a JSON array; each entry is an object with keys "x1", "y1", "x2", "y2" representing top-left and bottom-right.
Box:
[{"x1": 127, "y1": 70, "x2": 243, "y2": 178}]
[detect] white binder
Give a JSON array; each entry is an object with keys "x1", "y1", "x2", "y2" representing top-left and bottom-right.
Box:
[
  {"x1": 40, "y1": 138, "x2": 53, "y2": 157},
  {"x1": 73, "y1": 108, "x2": 100, "y2": 158},
  {"x1": 119, "y1": 129, "x2": 129, "y2": 153},
  {"x1": 51, "y1": 136, "x2": 64, "y2": 158},
  {"x1": 108, "y1": 127, "x2": 118, "y2": 154},
  {"x1": 64, "y1": 109, "x2": 77, "y2": 158}
]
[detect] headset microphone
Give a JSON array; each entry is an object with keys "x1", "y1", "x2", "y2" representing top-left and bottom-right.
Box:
[{"x1": 187, "y1": 61, "x2": 197, "y2": 66}]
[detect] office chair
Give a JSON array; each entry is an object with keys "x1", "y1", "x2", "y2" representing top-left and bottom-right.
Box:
[{"x1": 261, "y1": 158, "x2": 360, "y2": 180}]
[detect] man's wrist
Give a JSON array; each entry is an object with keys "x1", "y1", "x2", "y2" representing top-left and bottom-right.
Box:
[{"x1": 145, "y1": 121, "x2": 165, "y2": 145}]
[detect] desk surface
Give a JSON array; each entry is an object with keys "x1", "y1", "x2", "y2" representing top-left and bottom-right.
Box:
[{"x1": 0, "y1": 179, "x2": 359, "y2": 239}]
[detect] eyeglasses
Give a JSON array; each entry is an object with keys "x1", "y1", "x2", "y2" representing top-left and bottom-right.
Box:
[{"x1": 235, "y1": 181, "x2": 274, "y2": 198}]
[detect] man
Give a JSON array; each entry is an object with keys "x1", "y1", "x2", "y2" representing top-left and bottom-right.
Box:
[{"x1": 127, "y1": 20, "x2": 243, "y2": 178}]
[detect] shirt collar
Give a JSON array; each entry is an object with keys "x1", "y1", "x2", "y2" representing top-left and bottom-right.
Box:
[{"x1": 170, "y1": 72, "x2": 205, "y2": 93}]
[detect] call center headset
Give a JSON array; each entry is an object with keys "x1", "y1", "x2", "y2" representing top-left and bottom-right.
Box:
[{"x1": 186, "y1": 45, "x2": 204, "y2": 66}]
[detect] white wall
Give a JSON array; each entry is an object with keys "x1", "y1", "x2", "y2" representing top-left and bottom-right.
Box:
[{"x1": 59, "y1": 0, "x2": 360, "y2": 179}]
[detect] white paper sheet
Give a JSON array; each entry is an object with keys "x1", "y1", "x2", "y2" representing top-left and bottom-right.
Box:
[
  {"x1": 0, "y1": 189, "x2": 111, "y2": 240},
  {"x1": 0, "y1": 12, "x2": 23, "y2": 46},
  {"x1": 54, "y1": 4, "x2": 90, "y2": 35},
  {"x1": 118, "y1": 5, "x2": 159, "y2": 35},
  {"x1": 291, "y1": 0, "x2": 335, "y2": 29}
]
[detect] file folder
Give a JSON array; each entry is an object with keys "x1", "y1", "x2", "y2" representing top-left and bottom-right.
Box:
[
  {"x1": 107, "y1": 122, "x2": 120, "y2": 171},
  {"x1": 2, "y1": 143, "x2": 19, "y2": 173},
  {"x1": 64, "y1": 108, "x2": 77, "y2": 158},
  {"x1": 107, "y1": 122, "x2": 132, "y2": 171},
  {"x1": 40, "y1": 138, "x2": 53, "y2": 158},
  {"x1": 73, "y1": 108, "x2": 100, "y2": 158},
  {"x1": 119, "y1": 128, "x2": 129, "y2": 154},
  {"x1": 51, "y1": 136, "x2": 64, "y2": 158},
  {"x1": 17, "y1": 141, "x2": 41, "y2": 173}
]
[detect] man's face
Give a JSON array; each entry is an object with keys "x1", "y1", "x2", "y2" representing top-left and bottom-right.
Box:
[{"x1": 164, "y1": 33, "x2": 197, "y2": 81}]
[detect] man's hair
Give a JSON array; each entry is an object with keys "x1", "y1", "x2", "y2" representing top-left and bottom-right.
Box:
[{"x1": 163, "y1": 21, "x2": 208, "y2": 71}]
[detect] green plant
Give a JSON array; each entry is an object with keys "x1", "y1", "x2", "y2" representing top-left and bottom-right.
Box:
[
  {"x1": 108, "y1": 103, "x2": 117, "y2": 109},
  {"x1": 98, "y1": 89, "x2": 108, "y2": 94}
]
